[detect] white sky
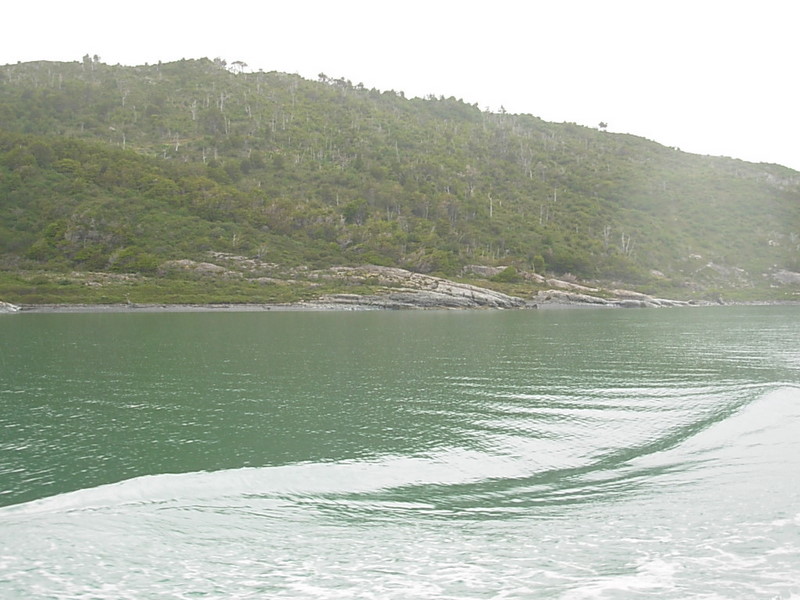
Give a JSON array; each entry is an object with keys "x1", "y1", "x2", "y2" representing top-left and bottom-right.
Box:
[{"x1": 4, "y1": 0, "x2": 799, "y2": 170}]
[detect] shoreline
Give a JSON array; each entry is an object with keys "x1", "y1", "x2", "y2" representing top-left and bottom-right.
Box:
[
  {"x1": 10, "y1": 302, "x2": 359, "y2": 314},
  {"x1": 10, "y1": 301, "x2": 540, "y2": 313},
  {"x1": 3, "y1": 300, "x2": 598, "y2": 313},
  {"x1": 6, "y1": 299, "x2": 797, "y2": 314},
  {"x1": 4, "y1": 265, "x2": 797, "y2": 315}
]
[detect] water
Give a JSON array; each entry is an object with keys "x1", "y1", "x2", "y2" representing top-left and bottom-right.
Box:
[{"x1": 1, "y1": 306, "x2": 799, "y2": 599}]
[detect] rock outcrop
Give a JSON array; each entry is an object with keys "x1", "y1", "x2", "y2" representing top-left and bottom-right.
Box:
[
  {"x1": 534, "y1": 289, "x2": 693, "y2": 308},
  {"x1": 0, "y1": 300, "x2": 20, "y2": 313},
  {"x1": 301, "y1": 265, "x2": 695, "y2": 310},
  {"x1": 772, "y1": 269, "x2": 800, "y2": 285},
  {"x1": 308, "y1": 266, "x2": 529, "y2": 309},
  {"x1": 158, "y1": 259, "x2": 240, "y2": 278}
]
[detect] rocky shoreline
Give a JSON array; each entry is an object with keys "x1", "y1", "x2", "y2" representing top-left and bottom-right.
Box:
[
  {"x1": 305, "y1": 266, "x2": 705, "y2": 310},
  {"x1": 0, "y1": 290, "x2": 705, "y2": 314},
  {"x1": 2, "y1": 264, "x2": 793, "y2": 314},
  {"x1": 2, "y1": 295, "x2": 793, "y2": 314}
]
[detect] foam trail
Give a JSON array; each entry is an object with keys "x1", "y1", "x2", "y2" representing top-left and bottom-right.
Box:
[
  {"x1": 631, "y1": 385, "x2": 800, "y2": 474},
  {"x1": 0, "y1": 447, "x2": 550, "y2": 516},
  {"x1": 6, "y1": 386, "x2": 797, "y2": 518}
]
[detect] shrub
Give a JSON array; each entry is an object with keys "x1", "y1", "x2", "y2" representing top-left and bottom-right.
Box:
[{"x1": 491, "y1": 265, "x2": 521, "y2": 283}]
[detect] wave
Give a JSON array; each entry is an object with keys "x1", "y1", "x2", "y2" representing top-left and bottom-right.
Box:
[
  {"x1": 3, "y1": 385, "x2": 798, "y2": 519},
  {"x1": 628, "y1": 384, "x2": 800, "y2": 485},
  {"x1": 0, "y1": 449, "x2": 535, "y2": 516}
]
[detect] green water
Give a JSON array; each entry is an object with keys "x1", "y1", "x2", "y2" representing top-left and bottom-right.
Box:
[{"x1": 1, "y1": 306, "x2": 799, "y2": 598}]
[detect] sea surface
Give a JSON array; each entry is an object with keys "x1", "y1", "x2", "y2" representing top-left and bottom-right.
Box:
[{"x1": 1, "y1": 305, "x2": 799, "y2": 599}]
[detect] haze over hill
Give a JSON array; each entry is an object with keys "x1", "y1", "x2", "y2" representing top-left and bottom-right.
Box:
[{"x1": 1, "y1": 58, "x2": 799, "y2": 305}]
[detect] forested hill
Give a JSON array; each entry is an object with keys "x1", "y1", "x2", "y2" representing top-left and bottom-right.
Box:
[{"x1": 1, "y1": 57, "x2": 799, "y2": 302}]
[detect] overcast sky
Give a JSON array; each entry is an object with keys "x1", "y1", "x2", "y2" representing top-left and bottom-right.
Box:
[{"x1": 4, "y1": 0, "x2": 799, "y2": 170}]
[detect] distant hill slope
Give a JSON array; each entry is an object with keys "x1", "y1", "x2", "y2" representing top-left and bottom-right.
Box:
[{"x1": 1, "y1": 57, "x2": 799, "y2": 300}]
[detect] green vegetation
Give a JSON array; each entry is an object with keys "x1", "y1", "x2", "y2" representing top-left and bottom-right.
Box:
[
  {"x1": 1, "y1": 57, "x2": 799, "y2": 304},
  {"x1": 0, "y1": 268, "x2": 385, "y2": 306}
]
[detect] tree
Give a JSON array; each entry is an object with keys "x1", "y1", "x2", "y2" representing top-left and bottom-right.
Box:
[
  {"x1": 230, "y1": 61, "x2": 248, "y2": 74},
  {"x1": 491, "y1": 265, "x2": 520, "y2": 283}
]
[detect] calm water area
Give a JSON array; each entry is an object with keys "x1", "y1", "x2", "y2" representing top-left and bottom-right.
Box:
[{"x1": 1, "y1": 305, "x2": 799, "y2": 599}]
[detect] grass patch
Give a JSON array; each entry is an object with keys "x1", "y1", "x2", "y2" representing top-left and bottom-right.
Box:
[{"x1": 0, "y1": 270, "x2": 329, "y2": 305}]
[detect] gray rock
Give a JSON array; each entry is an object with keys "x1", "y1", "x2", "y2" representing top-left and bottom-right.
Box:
[
  {"x1": 311, "y1": 266, "x2": 528, "y2": 309},
  {"x1": 535, "y1": 290, "x2": 612, "y2": 306},
  {"x1": 772, "y1": 270, "x2": 800, "y2": 285},
  {"x1": 0, "y1": 301, "x2": 20, "y2": 313}
]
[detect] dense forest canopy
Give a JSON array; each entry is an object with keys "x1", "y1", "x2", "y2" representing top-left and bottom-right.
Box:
[{"x1": 1, "y1": 57, "x2": 799, "y2": 301}]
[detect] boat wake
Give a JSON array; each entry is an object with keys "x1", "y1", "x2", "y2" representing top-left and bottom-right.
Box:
[
  {"x1": 2, "y1": 386, "x2": 799, "y2": 600},
  {"x1": 4, "y1": 385, "x2": 798, "y2": 520}
]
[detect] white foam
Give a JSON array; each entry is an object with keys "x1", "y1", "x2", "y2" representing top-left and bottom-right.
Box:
[
  {"x1": 560, "y1": 557, "x2": 679, "y2": 599},
  {"x1": 630, "y1": 386, "x2": 800, "y2": 472},
  {"x1": 0, "y1": 446, "x2": 543, "y2": 516}
]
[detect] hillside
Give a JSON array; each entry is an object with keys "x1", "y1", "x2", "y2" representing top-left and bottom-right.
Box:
[{"x1": 1, "y1": 57, "x2": 799, "y2": 305}]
